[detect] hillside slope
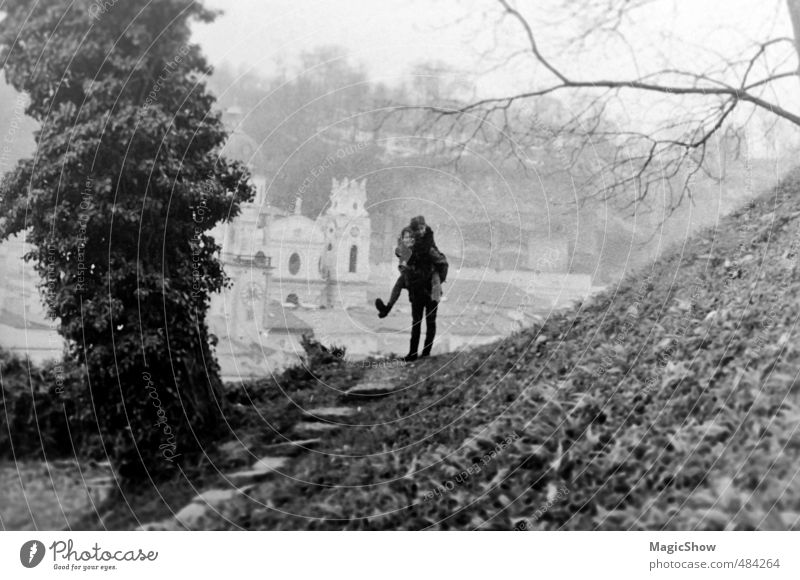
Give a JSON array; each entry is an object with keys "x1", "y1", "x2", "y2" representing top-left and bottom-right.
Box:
[{"x1": 174, "y1": 169, "x2": 800, "y2": 531}]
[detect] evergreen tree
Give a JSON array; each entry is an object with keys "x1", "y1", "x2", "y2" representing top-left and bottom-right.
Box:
[{"x1": 0, "y1": 0, "x2": 253, "y2": 476}]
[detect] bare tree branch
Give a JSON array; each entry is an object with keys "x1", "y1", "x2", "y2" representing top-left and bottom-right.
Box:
[{"x1": 401, "y1": 0, "x2": 800, "y2": 219}]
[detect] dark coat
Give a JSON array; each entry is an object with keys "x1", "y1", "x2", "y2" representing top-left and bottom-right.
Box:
[{"x1": 406, "y1": 227, "x2": 448, "y2": 302}]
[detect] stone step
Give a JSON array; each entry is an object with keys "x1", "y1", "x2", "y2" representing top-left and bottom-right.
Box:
[
  {"x1": 251, "y1": 456, "x2": 289, "y2": 472},
  {"x1": 85, "y1": 476, "x2": 115, "y2": 487},
  {"x1": 215, "y1": 440, "x2": 253, "y2": 464},
  {"x1": 85, "y1": 476, "x2": 116, "y2": 504},
  {"x1": 293, "y1": 422, "x2": 340, "y2": 437},
  {"x1": 191, "y1": 484, "x2": 255, "y2": 508},
  {"x1": 302, "y1": 406, "x2": 357, "y2": 420},
  {"x1": 226, "y1": 456, "x2": 289, "y2": 485},
  {"x1": 147, "y1": 483, "x2": 259, "y2": 531},
  {"x1": 262, "y1": 438, "x2": 321, "y2": 456},
  {"x1": 344, "y1": 381, "x2": 396, "y2": 397},
  {"x1": 175, "y1": 503, "x2": 211, "y2": 530}
]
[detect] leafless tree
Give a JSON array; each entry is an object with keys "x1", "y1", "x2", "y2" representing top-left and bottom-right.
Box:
[{"x1": 420, "y1": 0, "x2": 800, "y2": 214}]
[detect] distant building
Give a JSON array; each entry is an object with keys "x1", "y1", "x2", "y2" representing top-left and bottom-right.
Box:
[
  {"x1": 319, "y1": 177, "x2": 372, "y2": 308},
  {"x1": 212, "y1": 109, "x2": 372, "y2": 312},
  {"x1": 209, "y1": 175, "x2": 372, "y2": 315},
  {"x1": 209, "y1": 113, "x2": 374, "y2": 377}
]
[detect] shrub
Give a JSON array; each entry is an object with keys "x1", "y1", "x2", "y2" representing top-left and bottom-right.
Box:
[
  {"x1": 301, "y1": 334, "x2": 347, "y2": 368},
  {"x1": 0, "y1": 349, "x2": 76, "y2": 460}
]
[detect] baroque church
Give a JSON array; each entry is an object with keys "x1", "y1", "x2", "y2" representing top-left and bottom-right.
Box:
[{"x1": 207, "y1": 109, "x2": 372, "y2": 353}]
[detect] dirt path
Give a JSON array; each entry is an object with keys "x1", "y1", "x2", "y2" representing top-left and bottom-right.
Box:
[{"x1": 139, "y1": 363, "x2": 408, "y2": 530}]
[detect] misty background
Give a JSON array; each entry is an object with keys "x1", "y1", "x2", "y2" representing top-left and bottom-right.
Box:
[{"x1": 1, "y1": 1, "x2": 798, "y2": 287}]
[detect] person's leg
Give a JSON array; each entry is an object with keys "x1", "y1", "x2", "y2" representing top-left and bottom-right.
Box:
[
  {"x1": 376, "y1": 275, "x2": 405, "y2": 318},
  {"x1": 386, "y1": 275, "x2": 405, "y2": 310},
  {"x1": 421, "y1": 299, "x2": 438, "y2": 357},
  {"x1": 406, "y1": 299, "x2": 424, "y2": 361}
]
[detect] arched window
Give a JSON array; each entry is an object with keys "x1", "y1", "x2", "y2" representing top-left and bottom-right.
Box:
[
  {"x1": 254, "y1": 251, "x2": 267, "y2": 267},
  {"x1": 349, "y1": 245, "x2": 358, "y2": 273},
  {"x1": 289, "y1": 252, "x2": 301, "y2": 275}
]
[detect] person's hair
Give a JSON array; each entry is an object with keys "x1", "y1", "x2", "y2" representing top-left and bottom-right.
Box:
[
  {"x1": 410, "y1": 215, "x2": 426, "y2": 229},
  {"x1": 400, "y1": 226, "x2": 413, "y2": 237}
]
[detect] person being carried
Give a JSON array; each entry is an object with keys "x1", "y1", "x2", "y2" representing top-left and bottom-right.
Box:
[
  {"x1": 375, "y1": 216, "x2": 447, "y2": 318},
  {"x1": 374, "y1": 226, "x2": 414, "y2": 318}
]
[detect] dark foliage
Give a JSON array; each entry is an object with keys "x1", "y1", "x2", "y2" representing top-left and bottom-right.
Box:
[
  {"x1": 0, "y1": 349, "x2": 71, "y2": 459},
  {"x1": 0, "y1": 0, "x2": 253, "y2": 478}
]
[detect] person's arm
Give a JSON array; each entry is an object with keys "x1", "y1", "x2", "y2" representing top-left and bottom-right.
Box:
[
  {"x1": 429, "y1": 245, "x2": 448, "y2": 283},
  {"x1": 397, "y1": 243, "x2": 411, "y2": 271}
]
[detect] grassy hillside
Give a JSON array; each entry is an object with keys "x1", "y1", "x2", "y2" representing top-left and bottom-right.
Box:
[
  {"x1": 185, "y1": 168, "x2": 800, "y2": 531},
  {"x1": 10, "y1": 169, "x2": 800, "y2": 531}
]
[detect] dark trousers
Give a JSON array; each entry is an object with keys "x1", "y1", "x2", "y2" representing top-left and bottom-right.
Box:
[
  {"x1": 385, "y1": 275, "x2": 405, "y2": 312},
  {"x1": 409, "y1": 298, "x2": 438, "y2": 358}
]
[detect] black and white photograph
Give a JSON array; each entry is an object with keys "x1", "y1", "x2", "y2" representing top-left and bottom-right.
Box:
[{"x1": 1, "y1": 0, "x2": 800, "y2": 575}]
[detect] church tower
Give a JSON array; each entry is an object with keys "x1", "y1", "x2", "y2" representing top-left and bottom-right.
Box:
[
  {"x1": 208, "y1": 106, "x2": 272, "y2": 341},
  {"x1": 321, "y1": 177, "x2": 371, "y2": 308}
]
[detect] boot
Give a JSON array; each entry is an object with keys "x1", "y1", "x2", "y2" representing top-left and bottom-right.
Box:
[{"x1": 375, "y1": 298, "x2": 389, "y2": 318}]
